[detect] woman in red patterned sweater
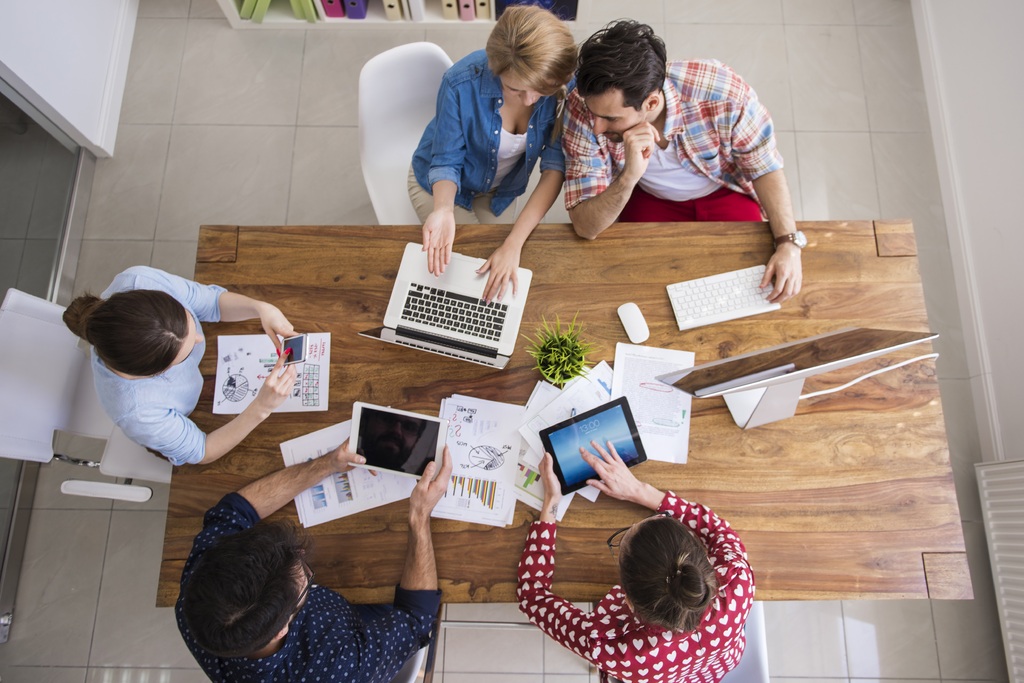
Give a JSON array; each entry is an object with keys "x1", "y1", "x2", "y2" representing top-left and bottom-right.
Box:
[{"x1": 517, "y1": 441, "x2": 754, "y2": 683}]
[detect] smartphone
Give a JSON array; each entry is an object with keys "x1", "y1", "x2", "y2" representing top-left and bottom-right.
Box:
[{"x1": 281, "y1": 334, "x2": 307, "y2": 365}]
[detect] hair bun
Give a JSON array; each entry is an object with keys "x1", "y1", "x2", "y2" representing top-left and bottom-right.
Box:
[{"x1": 62, "y1": 294, "x2": 103, "y2": 341}]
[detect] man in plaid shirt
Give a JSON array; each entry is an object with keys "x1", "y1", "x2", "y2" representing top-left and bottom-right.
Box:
[{"x1": 564, "y1": 21, "x2": 803, "y2": 303}]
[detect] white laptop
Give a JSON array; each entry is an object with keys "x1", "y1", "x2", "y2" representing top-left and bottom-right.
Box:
[{"x1": 359, "y1": 242, "x2": 532, "y2": 369}]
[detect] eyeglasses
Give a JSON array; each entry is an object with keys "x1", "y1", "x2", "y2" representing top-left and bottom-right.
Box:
[
  {"x1": 293, "y1": 556, "x2": 315, "y2": 614},
  {"x1": 606, "y1": 510, "x2": 674, "y2": 557}
]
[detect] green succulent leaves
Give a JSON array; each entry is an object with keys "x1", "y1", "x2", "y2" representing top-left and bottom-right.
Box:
[{"x1": 524, "y1": 314, "x2": 594, "y2": 387}]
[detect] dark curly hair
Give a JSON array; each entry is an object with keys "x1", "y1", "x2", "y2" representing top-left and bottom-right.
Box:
[
  {"x1": 181, "y1": 522, "x2": 311, "y2": 657},
  {"x1": 577, "y1": 20, "x2": 667, "y2": 110}
]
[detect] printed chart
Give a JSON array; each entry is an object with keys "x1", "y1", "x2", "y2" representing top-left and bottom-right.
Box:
[{"x1": 215, "y1": 333, "x2": 330, "y2": 414}]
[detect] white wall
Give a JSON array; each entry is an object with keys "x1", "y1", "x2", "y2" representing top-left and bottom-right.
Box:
[
  {"x1": 914, "y1": 0, "x2": 1024, "y2": 462},
  {"x1": 0, "y1": 0, "x2": 137, "y2": 157}
]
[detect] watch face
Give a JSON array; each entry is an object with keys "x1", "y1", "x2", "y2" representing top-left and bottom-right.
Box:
[{"x1": 793, "y1": 231, "x2": 807, "y2": 248}]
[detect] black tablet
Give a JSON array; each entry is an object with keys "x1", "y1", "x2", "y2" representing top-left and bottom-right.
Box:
[
  {"x1": 539, "y1": 397, "x2": 647, "y2": 494},
  {"x1": 350, "y1": 402, "x2": 446, "y2": 479}
]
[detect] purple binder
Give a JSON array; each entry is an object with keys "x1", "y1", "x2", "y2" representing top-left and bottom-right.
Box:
[{"x1": 345, "y1": 0, "x2": 367, "y2": 18}]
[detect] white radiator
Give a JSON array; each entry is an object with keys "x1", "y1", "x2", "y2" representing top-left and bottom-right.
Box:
[{"x1": 977, "y1": 459, "x2": 1024, "y2": 682}]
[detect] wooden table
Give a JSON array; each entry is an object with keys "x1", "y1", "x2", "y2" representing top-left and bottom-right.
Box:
[{"x1": 157, "y1": 221, "x2": 970, "y2": 607}]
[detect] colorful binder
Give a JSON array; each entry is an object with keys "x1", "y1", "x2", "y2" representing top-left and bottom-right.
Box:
[
  {"x1": 239, "y1": 0, "x2": 258, "y2": 19},
  {"x1": 251, "y1": 0, "x2": 273, "y2": 23},
  {"x1": 290, "y1": 0, "x2": 318, "y2": 21},
  {"x1": 318, "y1": 0, "x2": 346, "y2": 18},
  {"x1": 459, "y1": 0, "x2": 475, "y2": 20},
  {"x1": 383, "y1": 0, "x2": 403, "y2": 19},
  {"x1": 345, "y1": 0, "x2": 368, "y2": 18},
  {"x1": 442, "y1": 0, "x2": 458, "y2": 19}
]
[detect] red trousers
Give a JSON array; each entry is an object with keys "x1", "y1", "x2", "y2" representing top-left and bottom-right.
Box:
[{"x1": 617, "y1": 184, "x2": 762, "y2": 222}]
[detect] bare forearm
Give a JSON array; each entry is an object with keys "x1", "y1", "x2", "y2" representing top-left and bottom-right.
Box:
[
  {"x1": 218, "y1": 292, "x2": 268, "y2": 322},
  {"x1": 401, "y1": 515, "x2": 437, "y2": 591},
  {"x1": 751, "y1": 170, "x2": 796, "y2": 239},
  {"x1": 200, "y1": 402, "x2": 273, "y2": 464},
  {"x1": 238, "y1": 454, "x2": 336, "y2": 519},
  {"x1": 568, "y1": 175, "x2": 637, "y2": 239},
  {"x1": 507, "y1": 170, "x2": 563, "y2": 247},
  {"x1": 431, "y1": 180, "x2": 458, "y2": 213},
  {"x1": 632, "y1": 482, "x2": 666, "y2": 511}
]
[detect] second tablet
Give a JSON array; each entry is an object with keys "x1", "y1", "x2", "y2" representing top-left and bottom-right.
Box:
[{"x1": 350, "y1": 402, "x2": 447, "y2": 479}]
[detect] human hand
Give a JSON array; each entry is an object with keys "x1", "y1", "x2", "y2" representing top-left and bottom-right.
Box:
[
  {"x1": 326, "y1": 439, "x2": 366, "y2": 473},
  {"x1": 422, "y1": 208, "x2": 457, "y2": 276},
  {"x1": 761, "y1": 243, "x2": 803, "y2": 303},
  {"x1": 620, "y1": 121, "x2": 661, "y2": 185},
  {"x1": 255, "y1": 302, "x2": 295, "y2": 352},
  {"x1": 539, "y1": 452, "x2": 562, "y2": 522},
  {"x1": 252, "y1": 350, "x2": 297, "y2": 417},
  {"x1": 581, "y1": 440, "x2": 657, "y2": 507},
  {"x1": 409, "y1": 446, "x2": 453, "y2": 524},
  {"x1": 477, "y1": 241, "x2": 521, "y2": 303}
]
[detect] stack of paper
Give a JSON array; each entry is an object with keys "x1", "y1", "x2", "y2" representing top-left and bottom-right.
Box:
[
  {"x1": 433, "y1": 395, "x2": 523, "y2": 527},
  {"x1": 281, "y1": 421, "x2": 415, "y2": 528},
  {"x1": 610, "y1": 343, "x2": 695, "y2": 464}
]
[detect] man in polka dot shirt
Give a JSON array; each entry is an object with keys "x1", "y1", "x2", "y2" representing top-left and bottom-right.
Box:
[{"x1": 175, "y1": 440, "x2": 453, "y2": 682}]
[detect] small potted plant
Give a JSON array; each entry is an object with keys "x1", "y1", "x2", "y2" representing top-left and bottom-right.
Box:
[{"x1": 525, "y1": 314, "x2": 595, "y2": 387}]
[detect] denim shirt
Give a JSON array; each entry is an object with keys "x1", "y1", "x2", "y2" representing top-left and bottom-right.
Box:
[{"x1": 412, "y1": 50, "x2": 568, "y2": 216}]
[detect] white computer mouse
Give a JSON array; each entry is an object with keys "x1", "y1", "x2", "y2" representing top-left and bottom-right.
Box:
[{"x1": 617, "y1": 302, "x2": 650, "y2": 344}]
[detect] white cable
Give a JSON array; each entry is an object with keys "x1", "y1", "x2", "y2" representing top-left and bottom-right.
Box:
[{"x1": 799, "y1": 353, "x2": 939, "y2": 400}]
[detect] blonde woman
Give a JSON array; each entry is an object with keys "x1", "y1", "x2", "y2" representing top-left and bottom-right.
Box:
[{"x1": 409, "y1": 5, "x2": 576, "y2": 302}]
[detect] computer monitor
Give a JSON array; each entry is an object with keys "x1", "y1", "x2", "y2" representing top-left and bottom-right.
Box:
[{"x1": 656, "y1": 328, "x2": 939, "y2": 429}]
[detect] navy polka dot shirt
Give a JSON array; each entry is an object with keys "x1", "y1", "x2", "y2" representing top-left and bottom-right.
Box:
[{"x1": 175, "y1": 493, "x2": 441, "y2": 682}]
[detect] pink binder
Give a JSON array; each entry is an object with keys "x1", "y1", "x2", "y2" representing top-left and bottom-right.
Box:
[
  {"x1": 322, "y1": 0, "x2": 345, "y2": 17},
  {"x1": 459, "y1": 0, "x2": 475, "y2": 20}
]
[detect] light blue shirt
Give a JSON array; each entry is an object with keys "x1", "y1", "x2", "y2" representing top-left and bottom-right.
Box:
[{"x1": 92, "y1": 266, "x2": 226, "y2": 466}]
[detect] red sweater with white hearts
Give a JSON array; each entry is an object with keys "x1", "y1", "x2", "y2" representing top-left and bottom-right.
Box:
[{"x1": 516, "y1": 492, "x2": 754, "y2": 683}]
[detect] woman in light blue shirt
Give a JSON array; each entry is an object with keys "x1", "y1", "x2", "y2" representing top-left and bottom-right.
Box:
[
  {"x1": 62, "y1": 266, "x2": 297, "y2": 466},
  {"x1": 409, "y1": 5, "x2": 576, "y2": 302}
]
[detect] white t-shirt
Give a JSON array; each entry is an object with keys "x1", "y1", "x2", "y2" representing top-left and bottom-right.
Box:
[
  {"x1": 490, "y1": 127, "x2": 528, "y2": 189},
  {"x1": 637, "y1": 138, "x2": 720, "y2": 201}
]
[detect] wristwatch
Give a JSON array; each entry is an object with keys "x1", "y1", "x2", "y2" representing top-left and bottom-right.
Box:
[{"x1": 774, "y1": 231, "x2": 807, "y2": 249}]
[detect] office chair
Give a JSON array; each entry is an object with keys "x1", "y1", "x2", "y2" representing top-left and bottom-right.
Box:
[
  {"x1": 388, "y1": 645, "x2": 427, "y2": 683},
  {"x1": 358, "y1": 42, "x2": 452, "y2": 225},
  {"x1": 721, "y1": 601, "x2": 769, "y2": 682},
  {"x1": 0, "y1": 288, "x2": 172, "y2": 502}
]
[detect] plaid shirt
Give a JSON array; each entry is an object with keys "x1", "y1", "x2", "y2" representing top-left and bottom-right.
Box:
[{"x1": 563, "y1": 60, "x2": 783, "y2": 211}]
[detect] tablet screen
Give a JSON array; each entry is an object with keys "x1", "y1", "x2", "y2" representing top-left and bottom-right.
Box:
[
  {"x1": 540, "y1": 397, "x2": 647, "y2": 493},
  {"x1": 354, "y1": 406, "x2": 442, "y2": 477}
]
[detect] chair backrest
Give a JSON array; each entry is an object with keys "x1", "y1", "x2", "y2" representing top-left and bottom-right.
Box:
[
  {"x1": 358, "y1": 42, "x2": 453, "y2": 225},
  {"x1": 720, "y1": 601, "x2": 769, "y2": 683},
  {"x1": 0, "y1": 289, "x2": 97, "y2": 462}
]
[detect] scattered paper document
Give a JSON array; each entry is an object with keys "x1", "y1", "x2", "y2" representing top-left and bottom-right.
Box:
[
  {"x1": 215, "y1": 333, "x2": 330, "y2": 414},
  {"x1": 514, "y1": 388, "x2": 574, "y2": 521},
  {"x1": 434, "y1": 394, "x2": 522, "y2": 527},
  {"x1": 518, "y1": 364, "x2": 613, "y2": 503},
  {"x1": 611, "y1": 343, "x2": 694, "y2": 464},
  {"x1": 518, "y1": 361, "x2": 614, "y2": 457},
  {"x1": 281, "y1": 421, "x2": 414, "y2": 528}
]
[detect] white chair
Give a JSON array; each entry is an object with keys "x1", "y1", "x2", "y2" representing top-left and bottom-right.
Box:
[
  {"x1": 358, "y1": 42, "x2": 453, "y2": 225},
  {"x1": 721, "y1": 601, "x2": 769, "y2": 683},
  {"x1": 388, "y1": 645, "x2": 427, "y2": 683},
  {"x1": 0, "y1": 288, "x2": 172, "y2": 503}
]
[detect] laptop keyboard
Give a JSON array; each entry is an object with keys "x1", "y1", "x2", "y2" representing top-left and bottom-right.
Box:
[{"x1": 402, "y1": 283, "x2": 508, "y2": 342}]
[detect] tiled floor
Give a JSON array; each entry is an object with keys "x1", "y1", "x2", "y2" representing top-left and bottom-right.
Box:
[{"x1": 0, "y1": 0, "x2": 1010, "y2": 681}]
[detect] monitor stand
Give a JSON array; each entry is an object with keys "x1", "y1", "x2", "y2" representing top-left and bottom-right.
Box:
[{"x1": 722, "y1": 378, "x2": 806, "y2": 429}]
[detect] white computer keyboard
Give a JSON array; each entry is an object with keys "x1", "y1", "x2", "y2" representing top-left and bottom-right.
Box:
[{"x1": 666, "y1": 265, "x2": 781, "y2": 331}]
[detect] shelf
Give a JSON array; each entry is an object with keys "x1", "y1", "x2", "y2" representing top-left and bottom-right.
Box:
[{"x1": 215, "y1": 0, "x2": 533, "y2": 28}]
